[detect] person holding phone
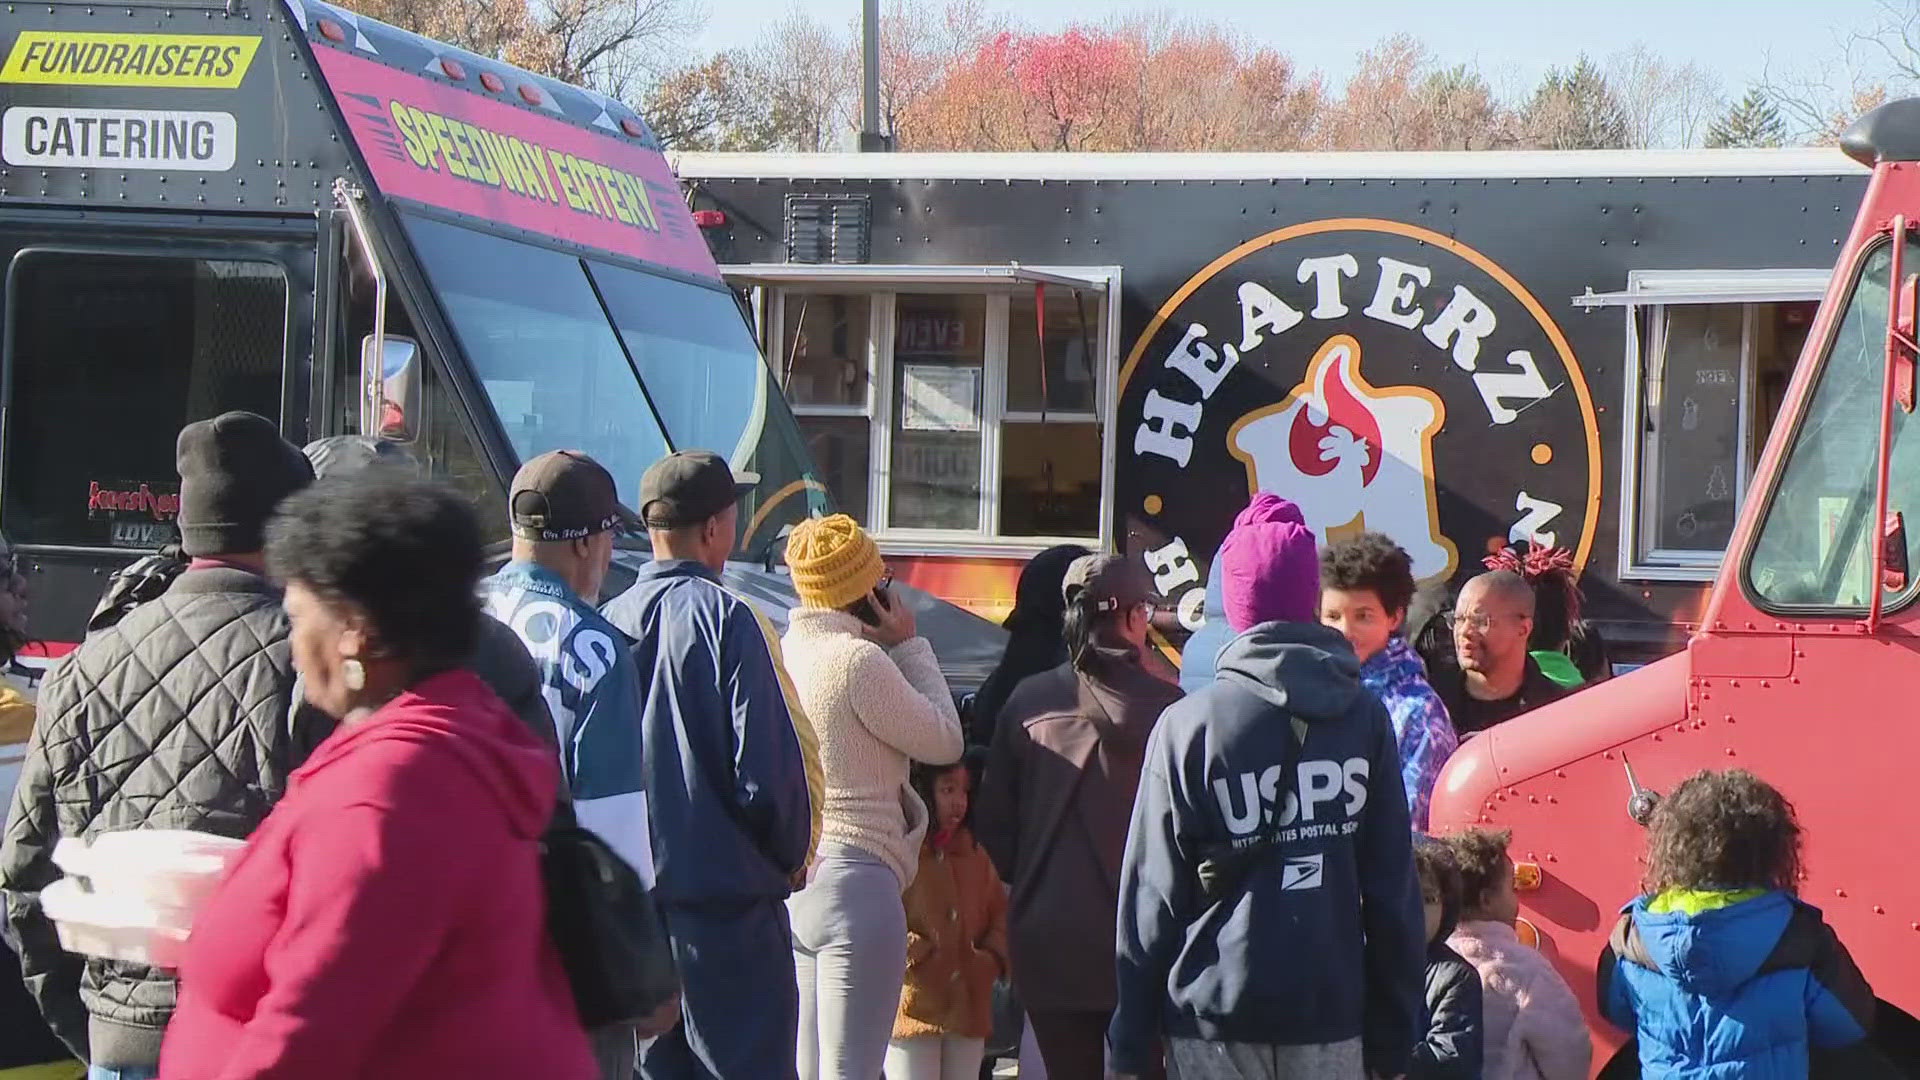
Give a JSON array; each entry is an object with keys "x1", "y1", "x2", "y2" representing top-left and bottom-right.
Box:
[{"x1": 780, "y1": 515, "x2": 965, "y2": 1080}]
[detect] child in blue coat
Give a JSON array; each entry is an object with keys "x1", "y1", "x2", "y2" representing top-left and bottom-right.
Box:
[{"x1": 1598, "y1": 769, "x2": 1879, "y2": 1078}]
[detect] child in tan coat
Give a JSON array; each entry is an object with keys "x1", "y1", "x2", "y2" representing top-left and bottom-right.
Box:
[{"x1": 887, "y1": 755, "x2": 1008, "y2": 1080}]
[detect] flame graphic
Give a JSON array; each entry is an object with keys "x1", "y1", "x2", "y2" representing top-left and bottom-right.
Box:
[{"x1": 1286, "y1": 343, "x2": 1384, "y2": 487}]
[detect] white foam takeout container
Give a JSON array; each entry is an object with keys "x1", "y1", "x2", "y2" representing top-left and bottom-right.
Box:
[
  {"x1": 52, "y1": 830, "x2": 244, "y2": 910},
  {"x1": 43, "y1": 830, "x2": 246, "y2": 967},
  {"x1": 40, "y1": 877, "x2": 192, "y2": 968}
]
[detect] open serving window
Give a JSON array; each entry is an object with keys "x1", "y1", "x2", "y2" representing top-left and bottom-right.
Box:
[
  {"x1": 722, "y1": 263, "x2": 1121, "y2": 558},
  {"x1": 1578, "y1": 268, "x2": 1832, "y2": 580}
]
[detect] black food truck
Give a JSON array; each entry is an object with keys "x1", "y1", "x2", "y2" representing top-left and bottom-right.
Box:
[
  {"x1": 677, "y1": 149, "x2": 1870, "y2": 670},
  {"x1": 0, "y1": 0, "x2": 1004, "y2": 723}
]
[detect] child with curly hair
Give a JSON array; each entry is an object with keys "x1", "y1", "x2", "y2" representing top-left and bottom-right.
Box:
[
  {"x1": 1411, "y1": 838, "x2": 1481, "y2": 1080},
  {"x1": 1598, "y1": 769, "x2": 1881, "y2": 1077},
  {"x1": 1319, "y1": 533, "x2": 1456, "y2": 831},
  {"x1": 1444, "y1": 828, "x2": 1589, "y2": 1080}
]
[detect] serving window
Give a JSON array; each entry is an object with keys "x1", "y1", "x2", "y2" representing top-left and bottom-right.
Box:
[
  {"x1": 1585, "y1": 269, "x2": 1826, "y2": 580},
  {"x1": 752, "y1": 265, "x2": 1119, "y2": 556}
]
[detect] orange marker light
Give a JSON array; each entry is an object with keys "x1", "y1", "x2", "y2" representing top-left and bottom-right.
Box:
[
  {"x1": 1513, "y1": 861, "x2": 1543, "y2": 892},
  {"x1": 1515, "y1": 916, "x2": 1542, "y2": 949}
]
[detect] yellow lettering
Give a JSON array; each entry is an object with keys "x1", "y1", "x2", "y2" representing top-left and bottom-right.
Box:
[
  {"x1": 594, "y1": 163, "x2": 634, "y2": 225},
  {"x1": 619, "y1": 170, "x2": 658, "y2": 231},
  {"x1": 550, "y1": 153, "x2": 588, "y2": 212},
  {"x1": 390, "y1": 100, "x2": 432, "y2": 169},
  {"x1": 435, "y1": 115, "x2": 472, "y2": 178}
]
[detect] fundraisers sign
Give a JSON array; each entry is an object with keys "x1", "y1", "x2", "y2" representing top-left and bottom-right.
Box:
[
  {"x1": 310, "y1": 47, "x2": 714, "y2": 279},
  {"x1": 1120, "y1": 218, "x2": 1602, "y2": 634}
]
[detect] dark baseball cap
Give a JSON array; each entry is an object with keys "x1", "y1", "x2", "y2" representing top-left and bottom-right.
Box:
[
  {"x1": 1062, "y1": 553, "x2": 1153, "y2": 613},
  {"x1": 510, "y1": 450, "x2": 637, "y2": 542},
  {"x1": 638, "y1": 450, "x2": 758, "y2": 529}
]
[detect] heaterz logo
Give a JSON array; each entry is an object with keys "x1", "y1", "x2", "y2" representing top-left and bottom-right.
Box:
[{"x1": 1121, "y1": 218, "x2": 1601, "y2": 637}]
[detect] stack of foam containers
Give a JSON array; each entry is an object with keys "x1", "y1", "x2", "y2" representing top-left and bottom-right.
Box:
[{"x1": 41, "y1": 830, "x2": 246, "y2": 969}]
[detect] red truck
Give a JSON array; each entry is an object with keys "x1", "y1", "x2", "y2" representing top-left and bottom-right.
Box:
[{"x1": 1430, "y1": 99, "x2": 1920, "y2": 1074}]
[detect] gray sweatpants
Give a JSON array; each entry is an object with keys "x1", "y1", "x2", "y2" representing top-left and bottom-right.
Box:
[
  {"x1": 788, "y1": 842, "x2": 908, "y2": 1080},
  {"x1": 1165, "y1": 1037, "x2": 1364, "y2": 1080}
]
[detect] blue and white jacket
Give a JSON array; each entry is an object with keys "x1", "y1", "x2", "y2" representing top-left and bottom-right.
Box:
[
  {"x1": 482, "y1": 561, "x2": 654, "y2": 885},
  {"x1": 1358, "y1": 638, "x2": 1456, "y2": 833}
]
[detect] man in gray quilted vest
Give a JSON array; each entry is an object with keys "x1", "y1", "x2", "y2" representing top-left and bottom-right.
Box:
[{"x1": 0, "y1": 411, "x2": 314, "y2": 1080}]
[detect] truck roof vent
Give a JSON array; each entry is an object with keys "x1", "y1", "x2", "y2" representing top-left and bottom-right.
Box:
[
  {"x1": 785, "y1": 195, "x2": 870, "y2": 265},
  {"x1": 1842, "y1": 98, "x2": 1920, "y2": 167}
]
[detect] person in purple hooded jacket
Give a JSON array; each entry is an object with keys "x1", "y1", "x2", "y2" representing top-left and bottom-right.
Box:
[
  {"x1": 1111, "y1": 494, "x2": 1423, "y2": 1080},
  {"x1": 1318, "y1": 533, "x2": 1456, "y2": 832}
]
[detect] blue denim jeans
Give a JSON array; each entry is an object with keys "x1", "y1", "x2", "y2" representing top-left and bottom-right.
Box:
[{"x1": 88, "y1": 1067, "x2": 159, "y2": 1080}]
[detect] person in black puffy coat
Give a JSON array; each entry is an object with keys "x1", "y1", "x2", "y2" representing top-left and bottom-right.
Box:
[{"x1": 1411, "y1": 837, "x2": 1482, "y2": 1080}]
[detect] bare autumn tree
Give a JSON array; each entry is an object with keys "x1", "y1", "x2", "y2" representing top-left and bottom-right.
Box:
[
  {"x1": 644, "y1": 51, "x2": 783, "y2": 149},
  {"x1": 1758, "y1": 0, "x2": 1915, "y2": 143},
  {"x1": 740, "y1": 6, "x2": 855, "y2": 151},
  {"x1": 1606, "y1": 43, "x2": 1723, "y2": 148},
  {"x1": 1116, "y1": 15, "x2": 1322, "y2": 150},
  {"x1": 350, "y1": 0, "x2": 701, "y2": 99},
  {"x1": 861, "y1": 0, "x2": 1004, "y2": 147},
  {"x1": 1319, "y1": 34, "x2": 1427, "y2": 150},
  {"x1": 1319, "y1": 36, "x2": 1510, "y2": 151},
  {"x1": 519, "y1": 0, "x2": 704, "y2": 99}
]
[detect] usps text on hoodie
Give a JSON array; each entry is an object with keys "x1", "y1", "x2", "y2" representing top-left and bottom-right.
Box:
[
  {"x1": 1109, "y1": 621, "x2": 1424, "y2": 1078},
  {"x1": 159, "y1": 669, "x2": 595, "y2": 1080}
]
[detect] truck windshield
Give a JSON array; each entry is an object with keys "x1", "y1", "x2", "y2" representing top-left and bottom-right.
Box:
[
  {"x1": 403, "y1": 213, "x2": 830, "y2": 555},
  {"x1": 1750, "y1": 240, "x2": 1920, "y2": 607}
]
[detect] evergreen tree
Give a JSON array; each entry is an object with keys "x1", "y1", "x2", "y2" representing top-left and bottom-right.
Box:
[
  {"x1": 1705, "y1": 89, "x2": 1788, "y2": 148},
  {"x1": 1524, "y1": 55, "x2": 1629, "y2": 149}
]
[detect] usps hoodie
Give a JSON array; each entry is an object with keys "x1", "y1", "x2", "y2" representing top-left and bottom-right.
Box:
[{"x1": 1109, "y1": 621, "x2": 1424, "y2": 1077}]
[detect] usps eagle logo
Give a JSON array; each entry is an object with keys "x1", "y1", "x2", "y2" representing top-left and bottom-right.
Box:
[{"x1": 1228, "y1": 335, "x2": 1458, "y2": 582}]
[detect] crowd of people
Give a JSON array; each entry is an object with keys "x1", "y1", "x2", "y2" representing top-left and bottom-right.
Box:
[{"x1": 0, "y1": 411, "x2": 1894, "y2": 1080}]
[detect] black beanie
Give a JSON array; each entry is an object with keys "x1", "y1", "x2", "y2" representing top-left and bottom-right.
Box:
[{"x1": 176, "y1": 412, "x2": 314, "y2": 557}]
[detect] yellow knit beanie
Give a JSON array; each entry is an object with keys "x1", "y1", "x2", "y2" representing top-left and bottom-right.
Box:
[{"x1": 786, "y1": 514, "x2": 886, "y2": 610}]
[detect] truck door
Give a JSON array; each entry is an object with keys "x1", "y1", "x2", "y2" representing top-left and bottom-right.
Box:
[
  {"x1": 0, "y1": 222, "x2": 315, "y2": 650},
  {"x1": 1675, "y1": 228, "x2": 1920, "y2": 1015},
  {"x1": 316, "y1": 213, "x2": 508, "y2": 543}
]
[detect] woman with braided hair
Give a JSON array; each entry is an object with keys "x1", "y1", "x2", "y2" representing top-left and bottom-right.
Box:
[{"x1": 1481, "y1": 541, "x2": 1611, "y2": 688}]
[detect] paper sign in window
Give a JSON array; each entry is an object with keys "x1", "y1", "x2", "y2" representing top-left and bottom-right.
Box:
[{"x1": 900, "y1": 365, "x2": 981, "y2": 433}]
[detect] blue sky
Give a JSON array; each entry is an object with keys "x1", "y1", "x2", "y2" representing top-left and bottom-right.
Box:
[{"x1": 691, "y1": 0, "x2": 1890, "y2": 95}]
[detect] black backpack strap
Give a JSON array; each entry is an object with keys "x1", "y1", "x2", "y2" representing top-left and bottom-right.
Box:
[{"x1": 1194, "y1": 714, "x2": 1306, "y2": 907}]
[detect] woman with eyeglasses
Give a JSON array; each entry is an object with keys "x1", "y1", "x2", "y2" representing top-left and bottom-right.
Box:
[
  {"x1": 973, "y1": 554, "x2": 1183, "y2": 1080},
  {"x1": 779, "y1": 514, "x2": 965, "y2": 1080}
]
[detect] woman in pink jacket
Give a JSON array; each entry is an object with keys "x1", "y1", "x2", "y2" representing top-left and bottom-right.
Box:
[
  {"x1": 1443, "y1": 828, "x2": 1590, "y2": 1080},
  {"x1": 159, "y1": 475, "x2": 594, "y2": 1080}
]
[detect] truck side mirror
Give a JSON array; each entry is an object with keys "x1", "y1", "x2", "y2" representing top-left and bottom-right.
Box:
[
  {"x1": 1896, "y1": 272, "x2": 1918, "y2": 413},
  {"x1": 1884, "y1": 510, "x2": 1910, "y2": 592},
  {"x1": 360, "y1": 334, "x2": 421, "y2": 444}
]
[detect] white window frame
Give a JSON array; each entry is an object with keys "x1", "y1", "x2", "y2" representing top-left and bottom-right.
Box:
[
  {"x1": 1585, "y1": 268, "x2": 1832, "y2": 581},
  {"x1": 755, "y1": 266, "x2": 1121, "y2": 559}
]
